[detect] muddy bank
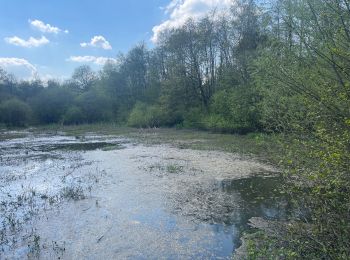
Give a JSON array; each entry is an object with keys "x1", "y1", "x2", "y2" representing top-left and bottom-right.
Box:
[{"x1": 0, "y1": 130, "x2": 284, "y2": 259}]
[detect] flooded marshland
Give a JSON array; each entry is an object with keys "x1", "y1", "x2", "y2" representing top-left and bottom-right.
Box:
[{"x1": 0, "y1": 130, "x2": 285, "y2": 259}]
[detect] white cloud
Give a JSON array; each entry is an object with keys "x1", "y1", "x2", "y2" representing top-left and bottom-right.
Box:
[
  {"x1": 67, "y1": 56, "x2": 117, "y2": 65},
  {"x1": 0, "y1": 57, "x2": 37, "y2": 78},
  {"x1": 80, "y1": 35, "x2": 112, "y2": 50},
  {"x1": 29, "y1": 19, "x2": 68, "y2": 34},
  {"x1": 152, "y1": 0, "x2": 233, "y2": 42},
  {"x1": 40, "y1": 74, "x2": 67, "y2": 84},
  {"x1": 5, "y1": 36, "x2": 49, "y2": 48}
]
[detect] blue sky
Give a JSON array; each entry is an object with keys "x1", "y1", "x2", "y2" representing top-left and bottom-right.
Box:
[{"x1": 0, "y1": 0, "x2": 232, "y2": 80}]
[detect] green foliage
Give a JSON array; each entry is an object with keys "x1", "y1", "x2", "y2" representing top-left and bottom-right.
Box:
[
  {"x1": 182, "y1": 107, "x2": 206, "y2": 129},
  {"x1": 166, "y1": 84, "x2": 261, "y2": 134},
  {"x1": 280, "y1": 128, "x2": 350, "y2": 258},
  {"x1": 203, "y1": 88, "x2": 260, "y2": 133},
  {"x1": 247, "y1": 0, "x2": 350, "y2": 258},
  {"x1": 30, "y1": 87, "x2": 73, "y2": 124},
  {"x1": 1, "y1": 0, "x2": 349, "y2": 257},
  {"x1": 0, "y1": 98, "x2": 31, "y2": 127},
  {"x1": 127, "y1": 102, "x2": 167, "y2": 128},
  {"x1": 127, "y1": 102, "x2": 150, "y2": 127},
  {"x1": 245, "y1": 231, "x2": 299, "y2": 260},
  {"x1": 62, "y1": 106, "x2": 85, "y2": 125},
  {"x1": 0, "y1": 68, "x2": 16, "y2": 103},
  {"x1": 75, "y1": 89, "x2": 113, "y2": 123},
  {"x1": 71, "y1": 65, "x2": 96, "y2": 91}
]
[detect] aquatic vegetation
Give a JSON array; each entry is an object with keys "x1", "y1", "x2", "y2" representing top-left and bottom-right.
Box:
[
  {"x1": 60, "y1": 186, "x2": 85, "y2": 201},
  {"x1": 0, "y1": 130, "x2": 283, "y2": 258}
]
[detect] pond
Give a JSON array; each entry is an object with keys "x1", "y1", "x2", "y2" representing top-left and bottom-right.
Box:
[{"x1": 0, "y1": 131, "x2": 285, "y2": 259}]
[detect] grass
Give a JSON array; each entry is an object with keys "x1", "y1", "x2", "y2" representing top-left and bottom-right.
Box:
[
  {"x1": 27, "y1": 232, "x2": 41, "y2": 258},
  {"x1": 166, "y1": 164, "x2": 184, "y2": 174},
  {"x1": 60, "y1": 186, "x2": 85, "y2": 201}
]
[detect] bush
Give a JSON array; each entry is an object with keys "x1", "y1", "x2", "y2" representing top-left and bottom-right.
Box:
[
  {"x1": 202, "y1": 114, "x2": 238, "y2": 133},
  {"x1": 205, "y1": 88, "x2": 260, "y2": 133},
  {"x1": 63, "y1": 106, "x2": 85, "y2": 125},
  {"x1": 76, "y1": 89, "x2": 113, "y2": 123},
  {"x1": 181, "y1": 89, "x2": 261, "y2": 133},
  {"x1": 0, "y1": 98, "x2": 31, "y2": 126},
  {"x1": 127, "y1": 102, "x2": 167, "y2": 128},
  {"x1": 182, "y1": 107, "x2": 206, "y2": 129},
  {"x1": 30, "y1": 87, "x2": 73, "y2": 124}
]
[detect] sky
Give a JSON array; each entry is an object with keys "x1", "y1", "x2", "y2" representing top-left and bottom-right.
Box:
[{"x1": 0, "y1": 0, "x2": 232, "y2": 81}]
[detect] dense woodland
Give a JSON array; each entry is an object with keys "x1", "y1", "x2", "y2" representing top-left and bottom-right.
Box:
[{"x1": 1, "y1": 0, "x2": 350, "y2": 258}]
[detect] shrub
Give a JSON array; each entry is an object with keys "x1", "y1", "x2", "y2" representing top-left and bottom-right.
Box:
[
  {"x1": 206, "y1": 88, "x2": 260, "y2": 133},
  {"x1": 30, "y1": 87, "x2": 73, "y2": 124},
  {"x1": 182, "y1": 89, "x2": 260, "y2": 133},
  {"x1": 182, "y1": 107, "x2": 206, "y2": 129},
  {"x1": 127, "y1": 102, "x2": 167, "y2": 128},
  {"x1": 63, "y1": 106, "x2": 85, "y2": 125},
  {"x1": 76, "y1": 89, "x2": 113, "y2": 123},
  {"x1": 0, "y1": 98, "x2": 31, "y2": 127}
]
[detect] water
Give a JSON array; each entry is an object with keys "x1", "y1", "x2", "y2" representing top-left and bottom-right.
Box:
[{"x1": 0, "y1": 131, "x2": 284, "y2": 259}]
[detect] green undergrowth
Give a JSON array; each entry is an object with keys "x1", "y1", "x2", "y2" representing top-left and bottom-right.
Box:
[{"x1": 245, "y1": 231, "x2": 299, "y2": 260}]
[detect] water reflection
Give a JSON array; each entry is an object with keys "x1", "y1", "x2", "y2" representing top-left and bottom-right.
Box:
[
  {"x1": 0, "y1": 132, "x2": 286, "y2": 259},
  {"x1": 170, "y1": 176, "x2": 286, "y2": 256}
]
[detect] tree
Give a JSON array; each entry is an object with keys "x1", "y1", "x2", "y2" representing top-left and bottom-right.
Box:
[
  {"x1": 30, "y1": 87, "x2": 74, "y2": 124},
  {"x1": 71, "y1": 65, "x2": 97, "y2": 91},
  {"x1": 0, "y1": 98, "x2": 31, "y2": 126},
  {"x1": 0, "y1": 67, "x2": 17, "y2": 102},
  {"x1": 75, "y1": 88, "x2": 113, "y2": 123},
  {"x1": 249, "y1": 0, "x2": 350, "y2": 257}
]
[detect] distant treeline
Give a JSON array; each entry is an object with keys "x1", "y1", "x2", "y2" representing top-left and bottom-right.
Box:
[{"x1": 1, "y1": 0, "x2": 350, "y2": 257}]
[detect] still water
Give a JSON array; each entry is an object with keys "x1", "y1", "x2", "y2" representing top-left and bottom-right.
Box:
[{"x1": 0, "y1": 131, "x2": 285, "y2": 259}]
